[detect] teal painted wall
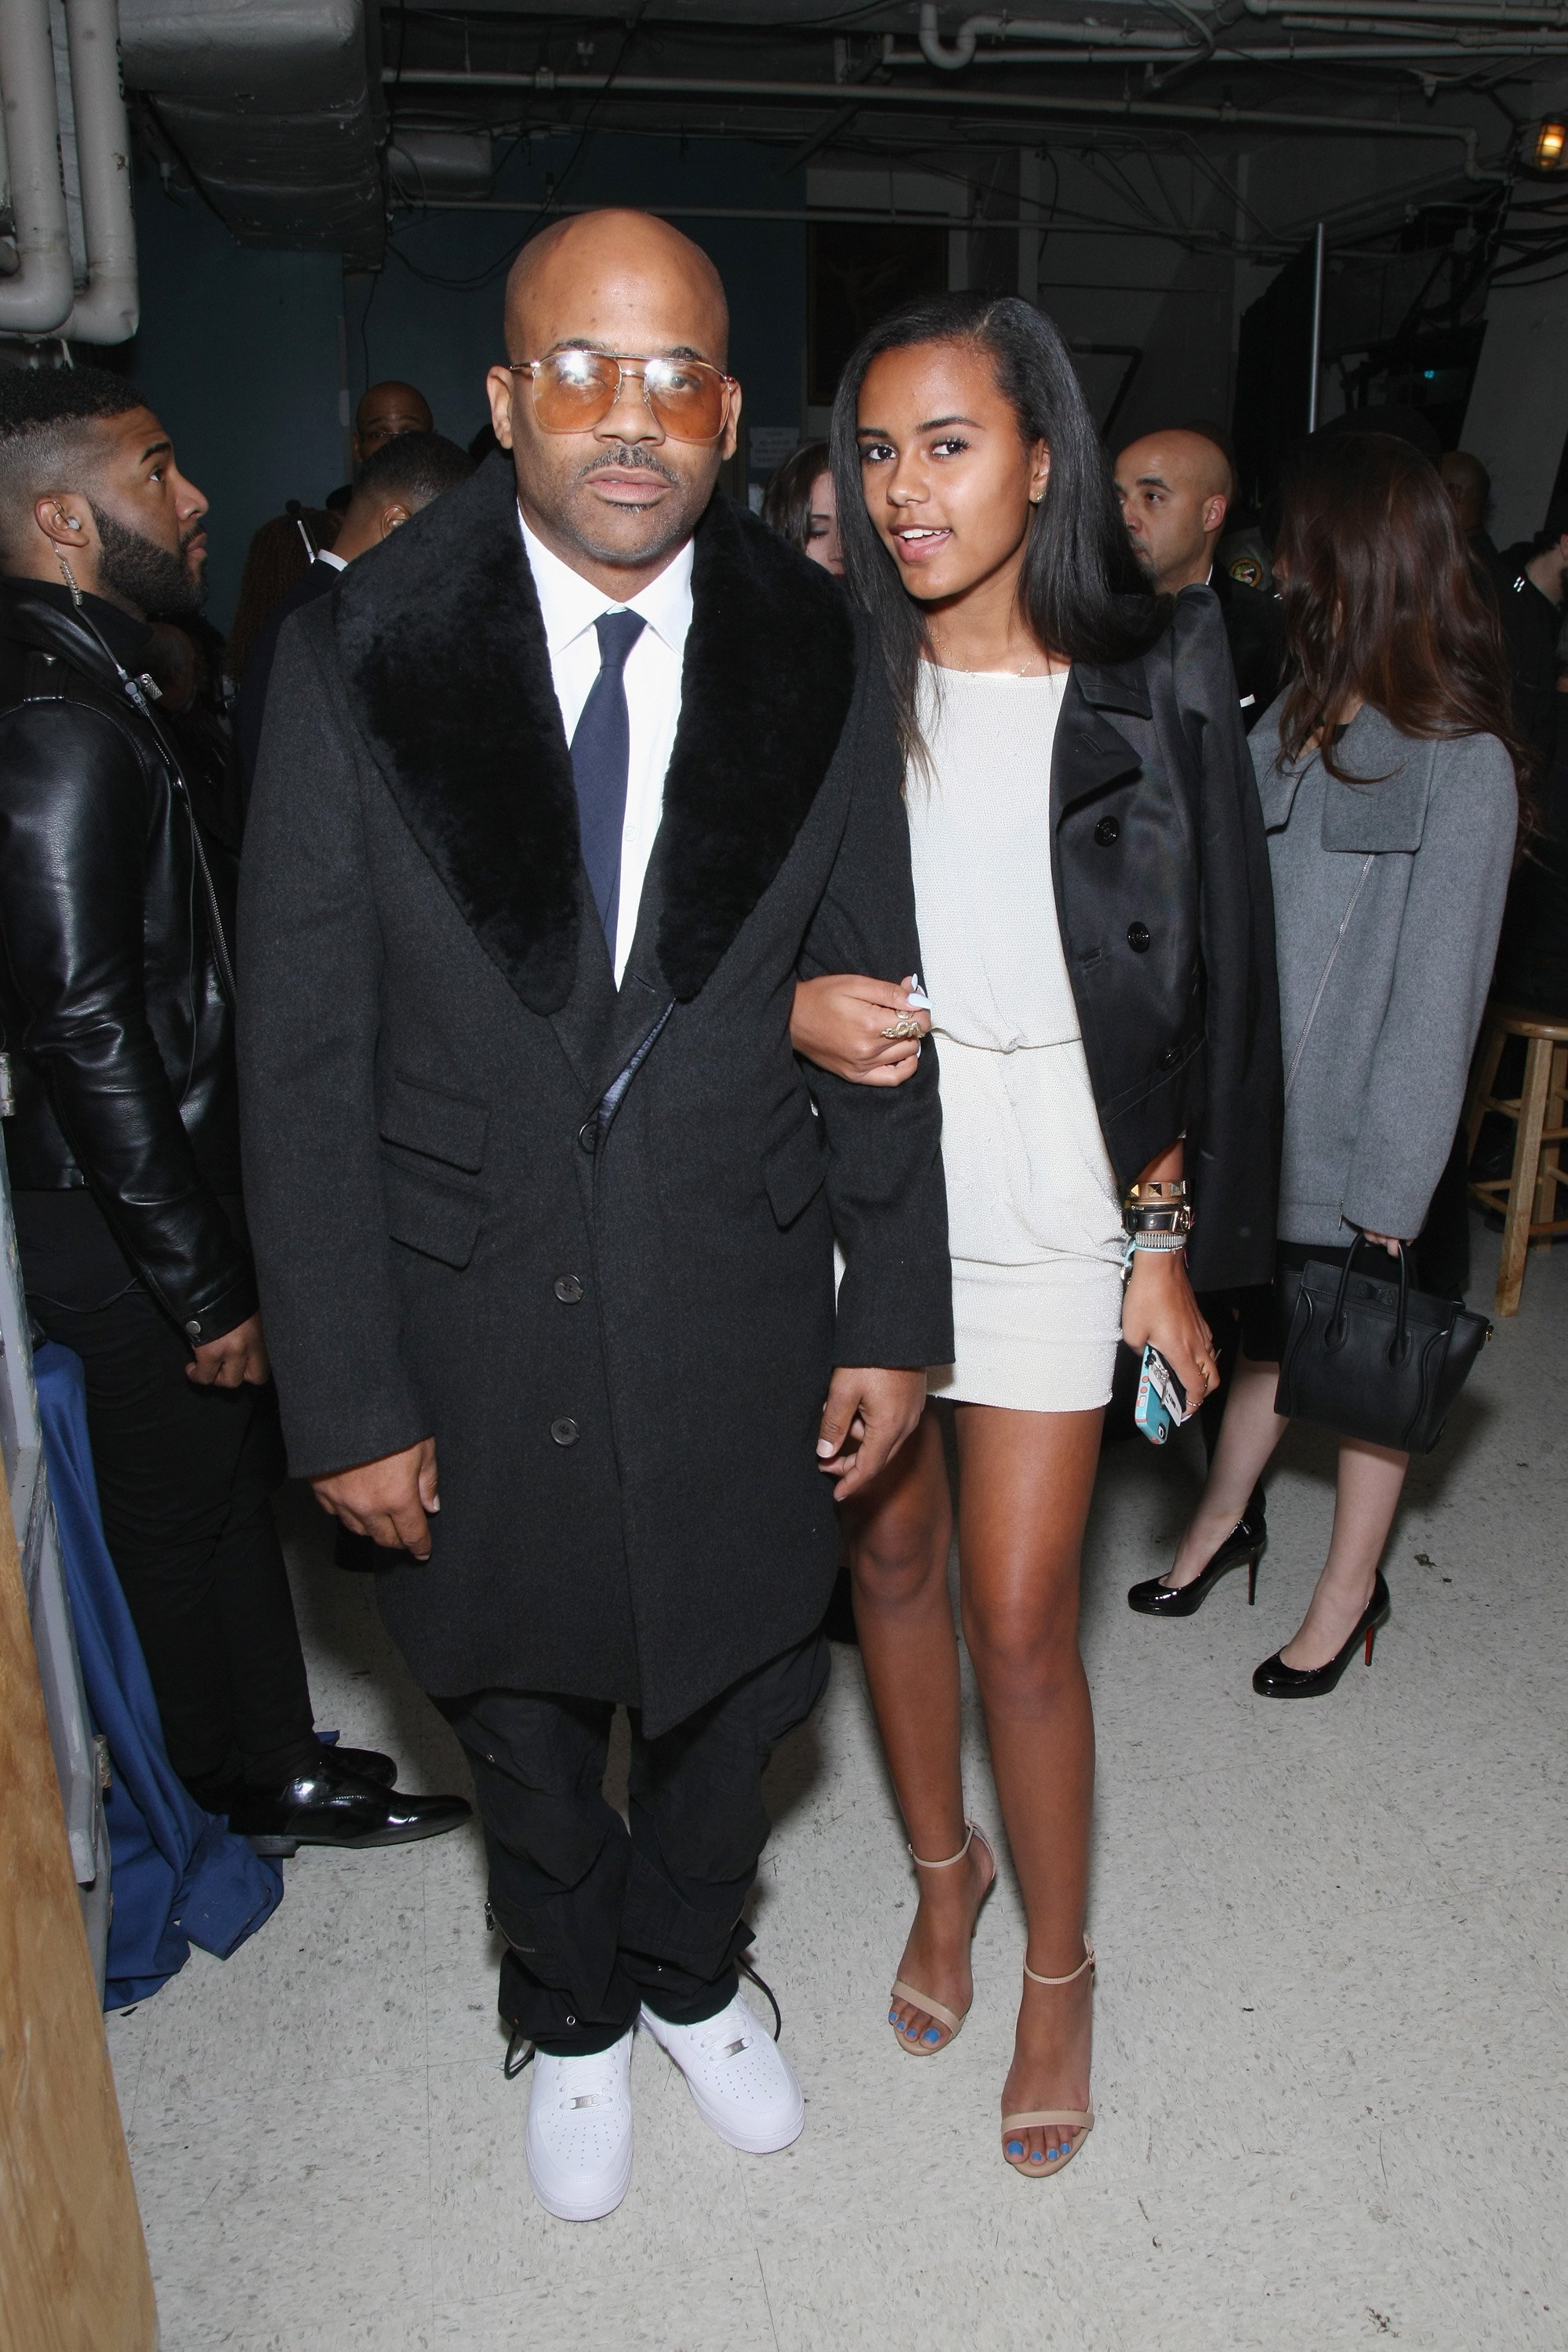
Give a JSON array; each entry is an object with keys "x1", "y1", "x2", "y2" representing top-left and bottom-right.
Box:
[
  {"x1": 129, "y1": 134, "x2": 809, "y2": 631},
  {"x1": 132, "y1": 174, "x2": 345, "y2": 630}
]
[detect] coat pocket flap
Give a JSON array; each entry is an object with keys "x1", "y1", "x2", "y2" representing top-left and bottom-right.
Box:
[
  {"x1": 762, "y1": 1112, "x2": 827, "y2": 1229},
  {"x1": 381, "y1": 1156, "x2": 481, "y2": 1269},
  {"x1": 379, "y1": 1073, "x2": 489, "y2": 1171}
]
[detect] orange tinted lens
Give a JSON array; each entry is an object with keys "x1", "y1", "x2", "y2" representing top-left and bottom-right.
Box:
[
  {"x1": 532, "y1": 352, "x2": 620, "y2": 430},
  {"x1": 643, "y1": 360, "x2": 728, "y2": 441}
]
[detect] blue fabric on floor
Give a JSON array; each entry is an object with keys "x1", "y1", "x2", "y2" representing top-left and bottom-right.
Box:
[{"x1": 34, "y1": 1341, "x2": 285, "y2": 2009}]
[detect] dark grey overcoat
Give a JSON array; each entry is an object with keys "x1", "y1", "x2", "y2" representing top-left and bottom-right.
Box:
[{"x1": 237, "y1": 457, "x2": 951, "y2": 1734}]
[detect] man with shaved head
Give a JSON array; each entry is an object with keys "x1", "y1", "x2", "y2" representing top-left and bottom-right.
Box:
[
  {"x1": 240, "y1": 207, "x2": 949, "y2": 2220},
  {"x1": 1115, "y1": 424, "x2": 1283, "y2": 731},
  {"x1": 352, "y1": 379, "x2": 434, "y2": 465}
]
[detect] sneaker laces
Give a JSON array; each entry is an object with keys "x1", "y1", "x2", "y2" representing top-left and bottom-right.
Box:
[{"x1": 737, "y1": 1954, "x2": 782, "y2": 2042}]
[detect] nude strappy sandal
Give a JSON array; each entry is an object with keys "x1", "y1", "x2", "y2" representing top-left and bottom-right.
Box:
[
  {"x1": 887, "y1": 1819, "x2": 995, "y2": 2056},
  {"x1": 1000, "y1": 1938, "x2": 1096, "y2": 2176}
]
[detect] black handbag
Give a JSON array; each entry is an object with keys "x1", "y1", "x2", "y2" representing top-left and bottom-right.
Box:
[{"x1": 1274, "y1": 1236, "x2": 1490, "y2": 1454}]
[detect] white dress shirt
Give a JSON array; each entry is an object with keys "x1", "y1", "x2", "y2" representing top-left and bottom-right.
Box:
[
  {"x1": 519, "y1": 514, "x2": 692, "y2": 983},
  {"x1": 314, "y1": 546, "x2": 347, "y2": 572}
]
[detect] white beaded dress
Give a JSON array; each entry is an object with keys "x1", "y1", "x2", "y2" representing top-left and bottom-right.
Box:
[{"x1": 906, "y1": 663, "x2": 1126, "y2": 1412}]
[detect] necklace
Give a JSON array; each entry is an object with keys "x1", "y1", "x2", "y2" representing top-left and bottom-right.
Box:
[{"x1": 924, "y1": 632, "x2": 1062, "y2": 679}]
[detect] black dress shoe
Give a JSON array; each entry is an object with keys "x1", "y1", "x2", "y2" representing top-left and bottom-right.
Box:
[
  {"x1": 1127, "y1": 1506, "x2": 1267, "y2": 1618},
  {"x1": 324, "y1": 1743, "x2": 396, "y2": 1787},
  {"x1": 1252, "y1": 1572, "x2": 1390, "y2": 1699},
  {"x1": 227, "y1": 1753, "x2": 471, "y2": 1857}
]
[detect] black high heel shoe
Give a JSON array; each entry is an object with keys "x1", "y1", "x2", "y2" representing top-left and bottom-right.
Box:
[
  {"x1": 1251, "y1": 1571, "x2": 1390, "y2": 1699},
  {"x1": 1127, "y1": 1505, "x2": 1267, "y2": 1618}
]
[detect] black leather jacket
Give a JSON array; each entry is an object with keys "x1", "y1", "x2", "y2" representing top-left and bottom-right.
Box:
[{"x1": 0, "y1": 578, "x2": 256, "y2": 1342}]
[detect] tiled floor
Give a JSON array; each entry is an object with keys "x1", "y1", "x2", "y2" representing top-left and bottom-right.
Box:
[{"x1": 108, "y1": 1220, "x2": 1566, "y2": 2350}]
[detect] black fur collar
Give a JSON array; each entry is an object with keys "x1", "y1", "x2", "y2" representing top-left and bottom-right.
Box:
[{"x1": 334, "y1": 452, "x2": 855, "y2": 1013}]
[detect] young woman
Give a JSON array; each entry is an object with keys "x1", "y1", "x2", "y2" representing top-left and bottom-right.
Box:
[
  {"x1": 761, "y1": 440, "x2": 844, "y2": 575},
  {"x1": 1131, "y1": 433, "x2": 1520, "y2": 1694},
  {"x1": 790, "y1": 292, "x2": 1279, "y2": 2176}
]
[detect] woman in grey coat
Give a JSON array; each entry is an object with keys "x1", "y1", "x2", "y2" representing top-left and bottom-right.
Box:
[{"x1": 1129, "y1": 432, "x2": 1523, "y2": 1695}]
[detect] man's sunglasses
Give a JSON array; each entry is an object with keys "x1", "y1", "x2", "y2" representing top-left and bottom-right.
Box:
[{"x1": 506, "y1": 351, "x2": 738, "y2": 444}]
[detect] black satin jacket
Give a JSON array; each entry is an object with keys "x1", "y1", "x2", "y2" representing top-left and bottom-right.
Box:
[
  {"x1": 1054, "y1": 585, "x2": 1281, "y2": 1291},
  {"x1": 0, "y1": 578, "x2": 256, "y2": 1342}
]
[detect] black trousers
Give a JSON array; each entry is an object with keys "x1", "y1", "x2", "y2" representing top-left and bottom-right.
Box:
[
  {"x1": 438, "y1": 1633, "x2": 829, "y2": 2058},
  {"x1": 15, "y1": 1190, "x2": 318, "y2": 1806}
]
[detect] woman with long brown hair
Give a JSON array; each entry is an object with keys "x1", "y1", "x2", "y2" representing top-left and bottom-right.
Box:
[{"x1": 1130, "y1": 431, "x2": 1521, "y2": 1693}]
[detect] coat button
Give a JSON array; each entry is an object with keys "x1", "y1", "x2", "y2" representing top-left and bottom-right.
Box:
[
  {"x1": 184, "y1": 1319, "x2": 201, "y2": 1338},
  {"x1": 1094, "y1": 815, "x2": 1120, "y2": 846},
  {"x1": 554, "y1": 1274, "x2": 584, "y2": 1304},
  {"x1": 1127, "y1": 921, "x2": 1151, "y2": 953},
  {"x1": 550, "y1": 1417, "x2": 579, "y2": 1447},
  {"x1": 577, "y1": 1118, "x2": 598, "y2": 1155},
  {"x1": 1160, "y1": 1044, "x2": 1182, "y2": 1071}
]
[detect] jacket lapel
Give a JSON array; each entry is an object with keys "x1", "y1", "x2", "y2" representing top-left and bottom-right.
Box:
[
  {"x1": 1052, "y1": 666, "x2": 1145, "y2": 821},
  {"x1": 333, "y1": 472, "x2": 856, "y2": 1030},
  {"x1": 334, "y1": 452, "x2": 583, "y2": 1016},
  {"x1": 655, "y1": 495, "x2": 857, "y2": 1001}
]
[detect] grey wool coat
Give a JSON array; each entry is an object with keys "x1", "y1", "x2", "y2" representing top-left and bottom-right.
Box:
[
  {"x1": 1250, "y1": 699, "x2": 1517, "y2": 1249},
  {"x1": 237, "y1": 457, "x2": 952, "y2": 1735}
]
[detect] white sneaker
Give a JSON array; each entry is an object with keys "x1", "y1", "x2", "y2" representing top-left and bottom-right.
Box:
[
  {"x1": 524, "y1": 2027, "x2": 634, "y2": 2222},
  {"x1": 640, "y1": 1991, "x2": 805, "y2": 2154}
]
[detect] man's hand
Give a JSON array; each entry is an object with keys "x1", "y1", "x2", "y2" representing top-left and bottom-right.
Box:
[
  {"x1": 311, "y1": 1438, "x2": 440, "y2": 1561},
  {"x1": 186, "y1": 1312, "x2": 270, "y2": 1389},
  {"x1": 816, "y1": 1367, "x2": 927, "y2": 1501}
]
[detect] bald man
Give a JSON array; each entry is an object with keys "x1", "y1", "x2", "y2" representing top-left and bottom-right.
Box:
[
  {"x1": 1115, "y1": 426, "x2": 1283, "y2": 732},
  {"x1": 353, "y1": 379, "x2": 434, "y2": 464},
  {"x1": 238, "y1": 209, "x2": 949, "y2": 2220}
]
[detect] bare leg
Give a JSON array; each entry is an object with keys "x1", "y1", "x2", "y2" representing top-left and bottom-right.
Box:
[
  {"x1": 1279, "y1": 1436, "x2": 1408, "y2": 1669},
  {"x1": 953, "y1": 1403, "x2": 1103, "y2": 2172},
  {"x1": 846, "y1": 1410, "x2": 994, "y2": 2053},
  {"x1": 1165, "y1": 1355, "x2": 1290, "y2": 1588}
]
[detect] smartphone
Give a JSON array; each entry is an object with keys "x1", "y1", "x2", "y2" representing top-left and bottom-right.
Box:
[{"x1": 1134, "y1": 1344, "x2": 1189, "y2": 1446}]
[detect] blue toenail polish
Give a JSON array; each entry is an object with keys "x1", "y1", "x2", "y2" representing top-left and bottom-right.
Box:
[
  {"x1": 924, "y1": 2027, "x2": 941, "y2": 2043},
  {"x1": 1032, "y1": 2151, "x2": 1044, "y2": 2161},
  {"x1": 1006, "y1": 2140, "x2": 1024, "y2": 2157}
]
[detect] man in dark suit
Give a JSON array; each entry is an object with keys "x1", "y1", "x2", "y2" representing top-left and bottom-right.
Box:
[
  {"x1": 234, "y1": 431, "x2": 472, "y2": 790},
  {"x1": 238, "y1": 209, "x2": 950, "y2": 2223},
  {"x1": 1115, "y1": 425, "x2": 1284, "y2": 731}
]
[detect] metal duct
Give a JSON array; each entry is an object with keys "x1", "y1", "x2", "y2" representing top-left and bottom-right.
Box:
[
  {"x1": 0, "y1": 0, "x2": 136, "y2": 343},
  {"x1": 118, "y1": 0, "x2": 383, "y2": 265}
]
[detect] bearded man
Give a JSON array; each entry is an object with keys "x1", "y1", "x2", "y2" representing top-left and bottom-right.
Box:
[
  {"x1": 0, "y1": 367, "x2": 468, "y2": 1854},
  {"x1": 238, "y1": 209, "x2": 950, "y2": 2221}
]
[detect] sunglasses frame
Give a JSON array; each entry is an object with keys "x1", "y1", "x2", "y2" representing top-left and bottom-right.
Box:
[{"x1": 506, "y1": 352, "x2": 739, "y2": 444}]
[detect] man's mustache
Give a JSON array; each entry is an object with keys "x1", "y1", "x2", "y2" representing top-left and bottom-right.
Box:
[{"x1": 578, "y1": 447, "x2": 679, "y2": 487}]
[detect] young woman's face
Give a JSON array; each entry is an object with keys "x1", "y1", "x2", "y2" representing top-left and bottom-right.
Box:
[
  {"x1": 803, "y1": 469, "x2": 844, "y2": 575},
  {"x1": 855, "y1": 338, "x2": 1049, "y2": 605}
]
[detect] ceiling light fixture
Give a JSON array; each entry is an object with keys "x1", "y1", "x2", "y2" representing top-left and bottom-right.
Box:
[{"x1": 1533, "y1": 118, "x2": 1567, "y2": 169}]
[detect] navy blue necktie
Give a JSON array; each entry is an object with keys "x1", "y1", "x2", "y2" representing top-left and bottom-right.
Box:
[{"x1": 569, "y1": 610, "x2": 647, "y2": 955}]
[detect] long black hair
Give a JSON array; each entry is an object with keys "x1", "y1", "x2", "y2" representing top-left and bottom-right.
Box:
[{"x1": 829, "y1": 289, "x2": 1161, "y2": 760}]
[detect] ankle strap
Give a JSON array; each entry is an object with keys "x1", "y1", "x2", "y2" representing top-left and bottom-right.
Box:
[
  {"x1": 1022, "y1": 1936, "x2": 1095, "y2": 1988},
  {"x1": 908, "y1": 1818, "x2": 978, "y2": 1871}
]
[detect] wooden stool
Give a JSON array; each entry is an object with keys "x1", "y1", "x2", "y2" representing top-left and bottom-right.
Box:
[{"x1": 1464, "y1": 1000, "x2": 1568, "y2": 1314}]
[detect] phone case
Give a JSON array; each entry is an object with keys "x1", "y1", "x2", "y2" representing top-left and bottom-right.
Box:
[{"x1": 1134, "y1": 1344, "x2": 1187, "y2": 1446}]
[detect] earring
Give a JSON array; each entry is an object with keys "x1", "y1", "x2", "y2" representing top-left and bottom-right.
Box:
[
  {"x1": 1029, "y1": 490, "x2": 1044, "y2": 505},
  {"x1": 56, "y1": 554, "x2": 82, "y2": 604}
]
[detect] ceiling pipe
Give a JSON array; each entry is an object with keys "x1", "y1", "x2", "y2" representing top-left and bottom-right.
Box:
[
  {"x1": 915, "y1": 6, "x2": 1189, "y2": 67},
  {"x1": 387, "y1": 66, "x2": 1502, "y2": 176},
  {"x1": 884, "y1": 29, "x2": 1568, "y2": 53},
  {"x1": 57, "y1": 0, "x2": 137, "y2": 343},
  {"x1": 1250, "y1": 0, "x2": 1568, "y2": 16},
  {"x1": 0, "y1": 0, "x2": 74, "y2": 333}
]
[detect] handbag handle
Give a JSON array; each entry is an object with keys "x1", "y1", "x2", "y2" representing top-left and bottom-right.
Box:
[{"x1": 1327, "y1": 1232, "x2": 1410, "y2": 1366}]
